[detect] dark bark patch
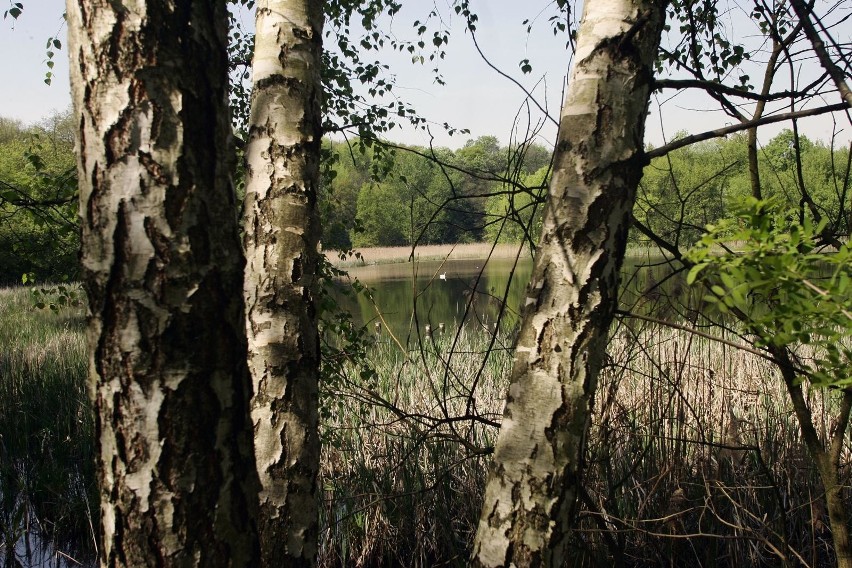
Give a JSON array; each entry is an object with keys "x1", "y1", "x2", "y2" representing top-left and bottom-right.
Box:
[
  {"x1": 538, "y1": 320, "x2": 555, "y2": 368},
  {"x1": 187, "y1": 219, "x2": 211, "y2": 267},
  {"x1": 113, "y1": 413, "x2": 128, "y2": 464},
  {"x1": 291, "y1": 255, "x2": 303, "y2": 283},
  {"x1": 254, "y1": 73, "x2": 302, "y2": 93}
]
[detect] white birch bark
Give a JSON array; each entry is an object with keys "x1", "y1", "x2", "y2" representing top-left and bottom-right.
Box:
[
  {"x1": 471, "y1": 1, "x2": 667, "y2": 566},
  {"x1": 242, "y1": 0, "x2": 324, "y2": 564},
  {"x1": 66, "y1": 0, "x2": 260, "y2": 565}
]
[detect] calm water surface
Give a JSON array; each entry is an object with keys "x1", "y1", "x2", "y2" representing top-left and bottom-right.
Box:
[
  {"x1": 331, "y1": 257, "x2": 532, "y2": 341},
  {"x1": 329, "y1": 253, "x2": 693, "y2": 341}
]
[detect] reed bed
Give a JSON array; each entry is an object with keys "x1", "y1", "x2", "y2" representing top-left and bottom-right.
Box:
[
  {"x1": 326, "y1": 243, "x2": 680, "y2": 269},
  {"x1": 577, "y1": 320, "x2": 844, "y2": 567},
  {"x1": 1, "y1": 283, "x2": 849, "y2": 567},
  {"x1": 319, "y1": 320, "x2": 849, "y2": 567},
  {"x1": 319, "y1": 330, "x2": 512, "y2": 567},
  {"x1": 0, "y1": 286, "x2": 95, "y2": 567}
]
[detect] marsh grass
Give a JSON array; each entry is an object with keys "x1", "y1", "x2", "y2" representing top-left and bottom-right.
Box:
[
  {"x1": 325, "y1": 243, "x2": 684, "y2": 270},
  {"x1": 576, "y1": 320, "x2": 847, "y2": 567},
  {"x1": 2, "y1": 281, "x2": 849, "y2": 567},
  {"x1": 319, "y1": 319, "x2": 850, "y2": 567},
  {"x1": 0, "y1": 286, "x2": 95, "y2": 567},
  {"x1": 319, "y1": 330, "x2": 510, "y2": 566}
]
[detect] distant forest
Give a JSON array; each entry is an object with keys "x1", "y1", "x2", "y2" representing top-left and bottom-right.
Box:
[
  {"x1": 320, "y1": 129, "x2": 850, "y2": 251},
  {"x1": 0, "y1": 109, "x2": 849, "y2": 283}
]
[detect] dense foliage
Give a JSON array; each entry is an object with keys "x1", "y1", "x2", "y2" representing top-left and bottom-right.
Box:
[
  {"x1": 0, "y1": 111, "x2": 78, "y2": 285},
  {"x1": 2, "y1": 111, "x2": 848, "y2": 280},
  {"x1": 320, "y1": 129, "x2": 850, "y2": 252},
  {"x1": 687, "y1": 198, "x2": 852, "y2": 388},
  {"x1": 319, "y1": 135, "x2": 551, "y2": 250},
  {"x1": 636, "y1": 132, "x2": 851, "y2": 248}
]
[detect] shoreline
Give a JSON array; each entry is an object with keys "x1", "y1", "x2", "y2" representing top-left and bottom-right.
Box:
[
  {"x1": 324, "y1": 243, "x2": 532, "y2": 269},
  {"x1": 325, "y1": 242, "x2": 683, "y2": 269}
]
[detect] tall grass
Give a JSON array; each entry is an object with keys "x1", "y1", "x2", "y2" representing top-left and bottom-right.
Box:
[
  {"x1": 319, "y1": 319, "x2": 850, "y2": 567},
  {"x1": 0, "y1": 286, "x2": 95, "y2": 567},
  {"x1": 326, "y1": 242, "x2": 680, "y2": 269},
  {"x1": 319, "y1": 330, "x2": 510, "y2": 566},
  {"x1": 577, "y1": 320, "x2": 845, "y2": 567},
  {"x1": 2, "y1": 283, "x2": 849, "y2": 567}
]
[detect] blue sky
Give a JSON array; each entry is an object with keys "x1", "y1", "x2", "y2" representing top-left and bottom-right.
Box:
[
  {"x1": 0, "y1": 1, "x2": 69, "y2": 126},
  {"x1": 1, "y1": 0, "x2": 849, "y2": 149}
]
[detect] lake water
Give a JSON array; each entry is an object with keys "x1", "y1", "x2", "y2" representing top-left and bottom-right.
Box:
[{"x1": 329, "y1": 252, "x2": 694, "y2": 342}]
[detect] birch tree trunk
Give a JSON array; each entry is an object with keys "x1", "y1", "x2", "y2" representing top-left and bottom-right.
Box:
[
  {"x1": 66, "y1": 1, "x2": 260, "y2": 565},
  {"x1": 242, "y1": 0, "x2": 324, "y2": 564},
  {"x1": 471, "y1": 2, "x2": 666, "y2": 566}
]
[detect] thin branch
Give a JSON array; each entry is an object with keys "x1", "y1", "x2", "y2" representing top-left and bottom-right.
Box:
[
  {"x1": 653, "y1": 78, "x2": 809, "y2": 102},
  {"x1": 646, "y1": 102, "x2": 849, "y2": 160},
  {"x1": 615, "y1": 309, "x2": 778, "y2": 363},
  {"x1": 788, "y1": 0, "x2": 852, "y2": 107},
  {"x1": 468, "y1": 29, "x2": 560, "y2": 129}
]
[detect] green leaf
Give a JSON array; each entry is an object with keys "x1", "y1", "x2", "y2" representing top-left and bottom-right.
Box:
[
  {"x1": 730, "y1": 286, "x2": 745, "y2": 305},
  {"x1": 686, "y1": 263, "x2": 706, "y2": 285}
]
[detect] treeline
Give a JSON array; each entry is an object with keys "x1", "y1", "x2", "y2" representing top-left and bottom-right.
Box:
[
  {"x1": 1, "y1": 110, "x2": 849, "y2": 283},
  {"x1": 322, "y1": 130, "x2": 851, "y2": 251},
  {"x1": 636, "y1": 131, "x2": 851, "y2": 248},
  {"x1": 318, "y1": 135, "x2": 552, "y2": 250}
]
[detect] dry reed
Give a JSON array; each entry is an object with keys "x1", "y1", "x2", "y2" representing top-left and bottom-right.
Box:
[
  {"x1": 319, "y1": 319, "x2": 850, "y2": 567},
  {"x1": 2, "y1": 283, "x2": 849, "y2": 567}
]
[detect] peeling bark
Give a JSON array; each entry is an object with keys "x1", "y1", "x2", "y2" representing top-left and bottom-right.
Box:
[
  {"x1": 242, "y1": 0, "x2": 324, "y2": 565},
  {"x1": 471, "y1": 2, "x2": 667, "y2": 566},
  {"x1": 67, "y1": 0, "x2": 260, "y2": 565}
]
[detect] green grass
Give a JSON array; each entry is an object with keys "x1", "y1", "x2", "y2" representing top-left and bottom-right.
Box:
[{"x1": 0, "y1": 285, "x2": 95, "y2": 567}]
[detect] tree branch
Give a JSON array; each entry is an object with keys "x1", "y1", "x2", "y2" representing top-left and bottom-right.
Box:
[
  {"x1": 788, "y1": 0, "x2": 852, "y2": 107},
  {"x1": 653, "y1": 78, "x2": 810, "y2": 102},
  {"x1": 645, "y1": 102, "x2": 849, "y2": 160}
]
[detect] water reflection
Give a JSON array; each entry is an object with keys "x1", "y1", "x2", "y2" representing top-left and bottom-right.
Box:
[
  {"x1": 327, "y1": 252, "x2": 697, "y2": 342},
  {"x1": 329, "y1": 257, "x2": 532, "y2": 342}
]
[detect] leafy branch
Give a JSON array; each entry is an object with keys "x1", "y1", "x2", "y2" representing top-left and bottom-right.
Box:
[{"x1": 686, "y1": 198, "x2": 852, "y2": 387}]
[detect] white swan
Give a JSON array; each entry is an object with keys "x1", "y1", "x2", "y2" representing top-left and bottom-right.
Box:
[{"x1": 439, "y1": 273, "x2": 447, "y2": 281}]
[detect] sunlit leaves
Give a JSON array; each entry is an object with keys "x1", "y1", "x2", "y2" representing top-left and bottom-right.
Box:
[
  {"x1": 0, "y1": 111, "x2": 80, "y2": 282},
  {"x1": 42, "y1": 35, "x2": 63, "y2": 85},
  {"x1": 687, "y1": 198, "x2": 852, "y2": 387}
]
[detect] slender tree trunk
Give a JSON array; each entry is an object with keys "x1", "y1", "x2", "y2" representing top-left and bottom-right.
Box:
[
  {"x1": 242, "y1": 0, "x2": 323, "y2": 564},
  {"x1": 775, "y1": 345, "x2": 852, "y2": 568},
  {"x1": 471, "y1": 2, "x2": 666, "y2": 566},
  {"x1": 66, "y1": 1, "x2": 260, "y2": 565},
  {"x1": 823, "y1": 473, "x2": 852, "y2": 568}
]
